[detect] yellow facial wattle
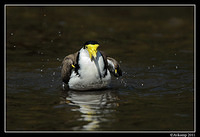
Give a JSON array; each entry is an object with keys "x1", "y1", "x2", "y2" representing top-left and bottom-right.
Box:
[{"x1": 86, "y1": 44, "x2": 99, "y2": 60}]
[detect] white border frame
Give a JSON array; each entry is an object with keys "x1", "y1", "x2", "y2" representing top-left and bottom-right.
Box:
[{"x1": 4, "y1": 4, "x2": 196, "y2": 133}]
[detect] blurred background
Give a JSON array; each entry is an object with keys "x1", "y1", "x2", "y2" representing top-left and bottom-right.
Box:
[{"x1": 6, "y1": 6, "x2": 194, "y2": 131}]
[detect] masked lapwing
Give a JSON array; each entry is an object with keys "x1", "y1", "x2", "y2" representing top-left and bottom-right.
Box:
[{"x1": 61, "y1": 41, "x2": 122, "y2": 90}]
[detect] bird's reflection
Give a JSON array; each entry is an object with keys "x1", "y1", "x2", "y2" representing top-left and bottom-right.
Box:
[{"x1": 60, "y1": 89, "x2": 119, "y2": 131}]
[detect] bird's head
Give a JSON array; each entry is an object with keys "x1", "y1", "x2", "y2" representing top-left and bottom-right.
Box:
[{"x1": 83, "y1": 41, "x2": 99, "y2": 60}]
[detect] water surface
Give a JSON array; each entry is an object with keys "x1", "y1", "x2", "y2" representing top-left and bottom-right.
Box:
[{"x1": 6, "y1": 6, "x2": 194, "y2": 131}]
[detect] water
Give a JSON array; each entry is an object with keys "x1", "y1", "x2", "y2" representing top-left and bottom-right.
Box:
[{"x1": 6, "y1": 6, "x2": 194, "y2": 131}]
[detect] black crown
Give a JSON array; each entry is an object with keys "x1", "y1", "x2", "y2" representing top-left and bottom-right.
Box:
[{"x1": 84, "y1": 41, "x2": 99, "y2": 46}]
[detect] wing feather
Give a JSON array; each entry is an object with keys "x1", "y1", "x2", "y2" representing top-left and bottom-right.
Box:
[
  {"x1": 100, "y1": 51, "x2": 122, "y2": 77},
  {"x1": 107, "y1": 57, "x2": 122, "y2": 77},
  {"x1": 61, "y1": 52, "x2": 78, "y2": 84}
]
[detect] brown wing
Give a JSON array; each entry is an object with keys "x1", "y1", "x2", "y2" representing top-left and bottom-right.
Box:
[
  {"x1": 61, "y1": 52, "x2": 78, "y2": 84},
  {"x1": 100, "y1": 51, "x2": 122, "y2": 77},
  {"x1": 107, "y1": 57, "x2": 122, "y2": 77}
]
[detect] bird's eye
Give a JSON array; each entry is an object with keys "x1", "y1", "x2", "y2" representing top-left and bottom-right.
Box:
[{"x1": 84, "y1": 45, "x2": 88, "y2": 49}]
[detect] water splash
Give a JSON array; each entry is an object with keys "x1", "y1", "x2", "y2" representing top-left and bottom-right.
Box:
[
  {"x1": 58, "y1": 31, "x2": 62, "y2": 37},
  {"x1": 120, "y1": 78, "x2": 127, "y2": 87}
]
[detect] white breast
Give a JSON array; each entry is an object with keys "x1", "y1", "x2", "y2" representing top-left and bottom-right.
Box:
[{"x1": 68, "y1": 48, "x2": 111, "y2": 90}]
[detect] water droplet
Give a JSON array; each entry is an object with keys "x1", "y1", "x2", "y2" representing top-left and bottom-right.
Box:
[
  {"x1": 152, "y1": 65, "x2": 155, "y2": 68},
  {"x1": 53, "y1": 72, "x2": 55, "y2": 75},
  {"x1": 62, "y1": 83, "x2": 65, "y2": 90},
  {"x1": 40, "y1": 69, "x2": 43, "y2": 72},
  {"x1": 10, "y1": 33, "x2": 14, "y2": 36},
  {"x1": 141, "y1": 83, "x2": 144, "y2": 86},
  {"x1": 58, "y1": 31, "x2": 62, "y2": 36},
  {"x1": 175, "y1": 66, "x2": 178, "y2": 69},
  {"x1": 37, "y1": 51, "x2": 44, "y2": 55},
  {"x1": 13, "y1": 45, "x2": 16, "y2": 48},
  {"x1": 120, "y1": 78, "x2": 127, "y2": 87}
]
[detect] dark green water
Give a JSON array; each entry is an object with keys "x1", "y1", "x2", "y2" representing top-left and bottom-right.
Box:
[{"x1": 6, "y1": 6, "x2": 194, "y2": 131}]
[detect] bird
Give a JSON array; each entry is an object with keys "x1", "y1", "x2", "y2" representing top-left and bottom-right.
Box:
[{"x1": 61, "y1": 41, "x2": 122, "y2": 91}]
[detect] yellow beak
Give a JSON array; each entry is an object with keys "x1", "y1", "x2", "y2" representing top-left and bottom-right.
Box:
[{"x1": 86, "y1": 44, "x2": 99, "y2": 60}]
